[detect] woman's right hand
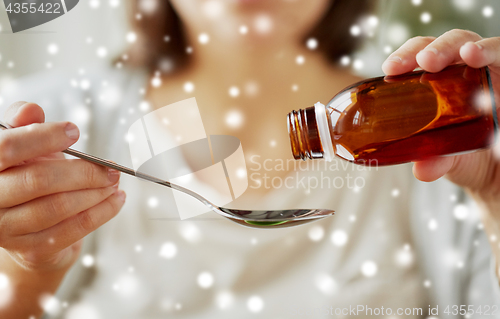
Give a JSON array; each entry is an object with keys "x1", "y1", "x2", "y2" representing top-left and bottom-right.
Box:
[{"x1": 0, "y1": 101, "x2": 126, "y2": 272}]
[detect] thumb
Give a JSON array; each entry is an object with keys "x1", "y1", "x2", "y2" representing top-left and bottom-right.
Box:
[{"x1": 4, "y1": 102, "x2": 45, "y2": 127}]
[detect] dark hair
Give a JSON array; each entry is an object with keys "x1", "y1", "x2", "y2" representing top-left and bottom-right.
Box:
[{"x1": 122, "y1": 0, "x2": 374, "y2": 73}]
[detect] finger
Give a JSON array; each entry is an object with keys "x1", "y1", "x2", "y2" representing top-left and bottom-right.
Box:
[
  {"x1": 0, "y1": 159, "x2": 121, "y2": 207},
  {"x1": 24, "y1": 190, "x2": 126, "y2": 254},
  {"x1": 412, "y1": 156, "x2": 455, "y2": 182},
  {"x1": 416, "y1": 29, "x2": 482, "y2": 72},
  {"x1": 4, "y1": 102, "x2": 45, "y2": 127},
  {"x1": 382, "y1": 36, "x2": 436, "y2": 75},
  {"x1": 460, "y1": 38, "x2": 500, "y2": 68},
  {"x1": 4, "y1": 185, "x2": 118, "y2": 236},
  {"x1": 0, "y1": 121, "x2": 79, "y2": 171}
]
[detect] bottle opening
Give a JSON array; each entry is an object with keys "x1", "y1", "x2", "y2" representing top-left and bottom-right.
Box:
[{"x1": 287, "y1": 106, "x2": 325, "y2": 160}]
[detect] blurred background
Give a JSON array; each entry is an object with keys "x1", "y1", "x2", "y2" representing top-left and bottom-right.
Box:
[
  {"x1": 0, "y1": 0, "x2": 499, "y2": 91},
  {"x1": 1, "y1": 1, "x2": 500, "y2": 318}
]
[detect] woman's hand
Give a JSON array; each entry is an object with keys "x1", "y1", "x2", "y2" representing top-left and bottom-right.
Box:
[
  {"x1": 382, "y1": 30, "x2": 500, "y2": 278},
  {"x1": 382, "y1": 30, "x2": 500, "y2": 199},
  {"x1": 0, "y1": 102, "x2": 126, "y2": 272}
]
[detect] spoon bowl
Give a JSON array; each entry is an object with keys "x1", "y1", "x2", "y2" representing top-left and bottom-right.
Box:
[
  {"x1": 0, "y1": 121, "x2": 335, "y2": 229},
  {"x1": 217, "y1": 208, "x2": 335, "y2": 228}
]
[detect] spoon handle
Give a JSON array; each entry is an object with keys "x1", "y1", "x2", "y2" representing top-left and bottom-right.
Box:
[
  {"x1": 62, "y1": 148, "x2": 176, "y2": 188},
  {"x1": 0, "y1": 120, "x2": 218, "y2": 210},
  {"x1": 61, "y1": 148, "x2": 220, "y2": 210}
]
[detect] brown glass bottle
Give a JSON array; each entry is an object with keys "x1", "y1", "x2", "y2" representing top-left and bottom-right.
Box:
[{"x1": 288, "y1": 64, "x2": 497, "y2": 166}]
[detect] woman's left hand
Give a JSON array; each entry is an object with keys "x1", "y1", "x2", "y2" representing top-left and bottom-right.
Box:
[{"x1": 383, "y1": 29, "x2": 500, "y2": 200}]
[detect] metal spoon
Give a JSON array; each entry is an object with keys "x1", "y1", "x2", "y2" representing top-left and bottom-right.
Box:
[{"x1": 0, "y1": 121, "x2": 334, "y2": 228}]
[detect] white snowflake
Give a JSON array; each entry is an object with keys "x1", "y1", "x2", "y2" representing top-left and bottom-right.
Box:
[
  {"x1": 350, "y1": 25, "x2": 361, "y2": 37},
  {"x1": 453, "y1": 204, "x2": 469, "y2": 220},
  {"x1": 81, "y1": 254, "x2": 95, "y2": 267},
  {"x1": 126, "y1": 32, "x2": 137, "y2": 43},
  {"x1": 197, "y1": 271, "x2": 214, "y2": 289},
  {"x1": 394, "y1": 245, "x2": 414, "y2": 267},
  {"x1": 228, "y1": 86, "x2": 240, "y2": 97},
  {"x1": 96, "y1": 47, "x2": 108, "y2": 58},
  {"x1": 391, "y1": 188, "x2": 400, "y2": 197},
  {"x1": 247, "y1": 295, "x2": 264, "y2": 313},
  {"x1": 89, "y1": 0, "x2": 100, "y2": 9},
  {"x1": 239, "y1": 25, "x2": 248, "y2": 34},
  {"x1": 198, "y1": 33, "x2": 210, "y2": 44},
  {"x1": 331, "y1": 230, "x2": 348, "y2": 246},
  {"x1": 483, "y1": 6, "x2": 494, "y2": 17},
  {"x1": 236, "y1": 168, "x2": 246, "y2": 179},
  {"x1": 306, "y1": 38, "x2": 318, "y2": 50},
  {"x1": 183, "y1": 81, "x2": 195, "y2": 93},
  {"x1": 159, "y1": 242, "x2": 177, "y2": 259},
  {"x1": 66, "y1": 303, "x2": 100, "y2": 319},
  {"x1": 387, "y1": 23, "x2": 410, "y2": 45},
  {"x1": 452, "y1": 0, "x2": 475, "y2": 11},
  {"x1": 40, "y1": 294, "x2": 61, "y2": 316},
  {"x1": 202, "y1": 1, "x2": 224, "y2": 19},
  {"x1": 361, "y1": 260, "x2": 378, "y2": 277},
  {"x1": 215, "y1": 291, "x2": 234, "y2": 309},
  {"x1": 420, "y1": 12, "x2": 432, "y2": 24},
  {"x1": 428, "y1": 218, "x2": 438, "y2": 231},
  {"x1": 151, "y1": 77, "x2": 162, "y2": 88},
  {"x1": 314, "y1": 272, "x2": 337, "y2": 295},
  {"x1": 139, "y1": 0, "x2": 158, "y2": 14},
  {"x1": 113, "y1": 274, "x2": 140, "y2": 297},
  {"x1": 295, "y1": 55, "x2": 305, "y2": 65},
  {"x1": 47, "y1": 43, "x2": 59, "y2": 55},
  {"x1": 340, "y1": 55, "x2": 351, "y2": 66},
  {"x1": 353, "y1": 59, "x2": 364, "y2": 70},
  {"x1": 0, "y1": 273, "x2": 12, "y2": 308},
  {"x1": 253, "y1": 14, "x2": 273, "y2": 34},
  {"x1": 179, "y1": 223, "x2": 202, "y2": 243},
  {"x1": 225, "y1": 110, "x2": 243, "y2": 128},
  {"x1": 147, "y1": 196, "x2": 158, "y2": 207}
]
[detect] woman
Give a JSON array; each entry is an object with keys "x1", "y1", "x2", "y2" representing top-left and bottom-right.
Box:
[{"x1": 0, "y1": 0, "x2": 499, "y2": 318}]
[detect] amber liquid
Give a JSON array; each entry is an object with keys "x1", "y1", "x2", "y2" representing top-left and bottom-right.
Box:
[{"x1": 327, "y1": 65, "x2": 497, "y2": 165}]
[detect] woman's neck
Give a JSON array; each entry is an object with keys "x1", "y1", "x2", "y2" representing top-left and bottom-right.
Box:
[{"x1": 146, "y1": 37, "x2": 361, "y2": 194}]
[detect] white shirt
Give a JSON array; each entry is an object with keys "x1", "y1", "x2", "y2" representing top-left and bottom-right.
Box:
[{"x1": 1, "y1": 64, "x2": 499, "y2": 319}]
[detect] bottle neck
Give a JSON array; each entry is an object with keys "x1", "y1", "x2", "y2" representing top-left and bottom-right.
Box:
[{"x1": 287, "y1": 106, "x2": 324, "y2": 160}]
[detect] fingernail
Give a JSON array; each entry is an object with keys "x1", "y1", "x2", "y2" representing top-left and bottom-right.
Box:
[
  {"x1": 475, "y1": 43, "x2": 483, "y2": 50},
  {"x1": 65, "y1": 122, "x2": 79, "y2": 139},
  {"x1": 6, "y1": 102, "x2": 28, "y2": 125},
  {"x1": 387, "y1": 56, "x2": 403, "y2": 64},
  {"x1": 108, "y1": 168, "x2": 121, "y2": 183},
  {"x1": 11, "y1": 105, "x2": 24, "y2": 120},
  {"x1": 116, "y1": 190, "x2": 126, "y2": 202},
  {"x1": 422, "y1": 47, "x2": 439, "y2": 55}
]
